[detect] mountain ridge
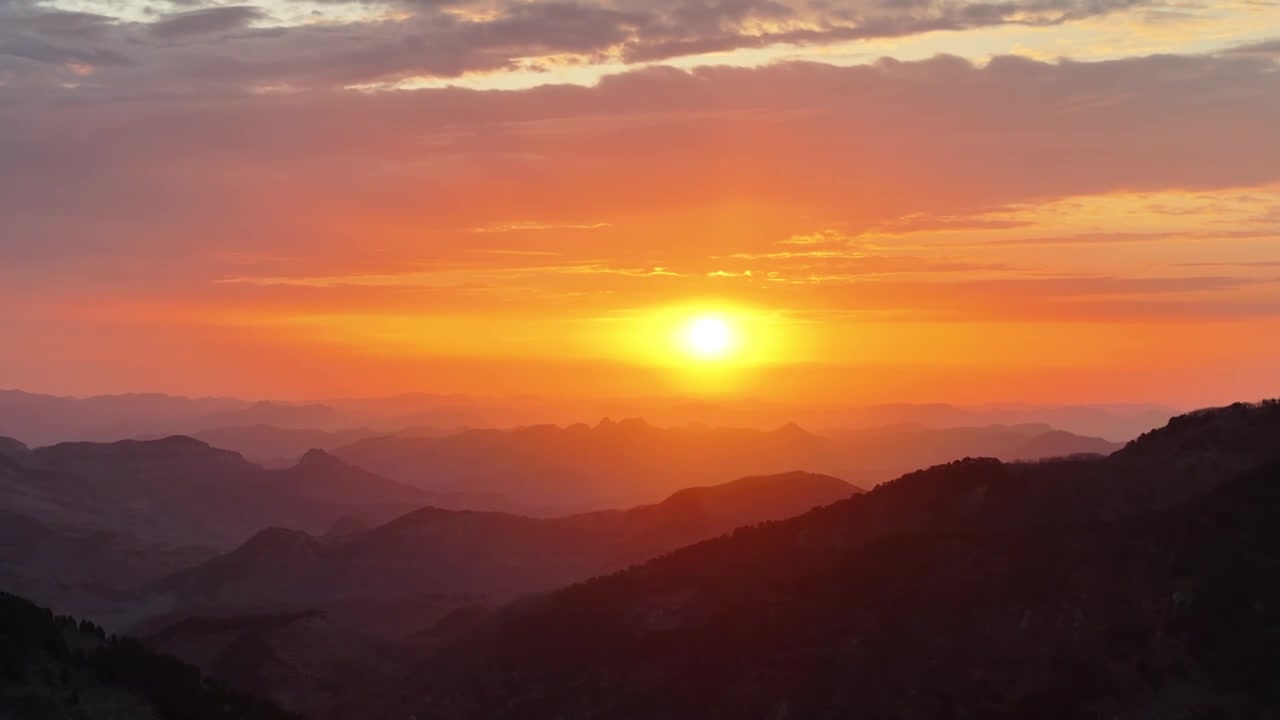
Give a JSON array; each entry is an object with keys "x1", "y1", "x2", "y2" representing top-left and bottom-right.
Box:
[
  {"x1": 356, "y1": 400, "x2": 1280, "y2": 720},
  {"x1": 139, "y1": 471, "x2": 862, "y2": 637}
]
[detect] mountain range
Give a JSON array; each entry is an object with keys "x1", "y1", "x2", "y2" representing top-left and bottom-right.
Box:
[
  {"x1": 126, "y1": 472, "x2": 859, "y2": 717},
  {"x1": 329, "y1": 419, "x2": 1121, "y2": 510},
  {"x1": 2, "y1": 397, "x2": 1274, "y2": 720},
  {"x1": 0, "y1": 388, "x2": 1172, "y2": 447},
  {"x1": 338, "y1": 400, "x2": 1280, "y2": 720},
  {"x1": 0, "y1": 438, "x2": 430, "y2": 549},
  {"x1": 0, "y1": 437, "x2": 448, "y2": 623},
  {"x1": 140, "y1": 472, "x2": 860, "y2": 637}
]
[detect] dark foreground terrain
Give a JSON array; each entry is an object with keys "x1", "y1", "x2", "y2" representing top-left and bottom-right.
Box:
[{"x1": 0, "y1": 591, "x2": 299, "y2": 720}]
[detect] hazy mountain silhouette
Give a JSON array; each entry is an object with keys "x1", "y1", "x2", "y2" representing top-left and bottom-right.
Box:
[
  {"x1": 0, "y1": 437, "x2": 475, "y2": 628},
  {"x1": 139, "y1": 472, "x2": 859, "y2": 638},
  {"x1": 825, "y1": 402, "x2": 1174, "y2": 441},
  {"x1": 0, "y1": 390, "x2": 252, "y2": 446},
  {"x1": 178, "y1": 425, "x2": 467, "y2": 468},
  {"x1": 331, "y1": 419, "x2": 1122, "y2": 511},
  {"x1": 358, "y1": 401, "x2": 1280, "y2": 720},
  {"x1": 0, "y1": 508, "x2": 214, "y2": 623},
  {"x1": 195, "y1": 402, "x2": 358, "y2": 433},
  {"x1": 323, "y1": 515, "x2": 372, "y2": 538},
  {"x1": 0, "y1": 388, "x2": 1171, "y2": 447},
  {"x1": 0, "y1": 435, "x2": 33, "y2": 465},
  {"x1": 824, "y1": 423, "x2": 1121, "y2": 473},
  {"x1": 8, "y1": 438, "x2": 431, "y2": 548}
]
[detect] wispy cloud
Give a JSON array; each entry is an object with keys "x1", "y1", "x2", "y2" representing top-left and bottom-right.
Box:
[{"x1": 466, "y1": 222, "x2": 613, "y2": 234}]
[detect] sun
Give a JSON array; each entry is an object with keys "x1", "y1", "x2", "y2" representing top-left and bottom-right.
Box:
[{"x1": 684, "y1": 316, "x2": 736, "y2": 359}]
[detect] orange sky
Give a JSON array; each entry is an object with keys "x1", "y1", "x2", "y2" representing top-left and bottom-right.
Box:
[{"x1": 2, "y1": 1, "x2": 1279, "y2": 406}]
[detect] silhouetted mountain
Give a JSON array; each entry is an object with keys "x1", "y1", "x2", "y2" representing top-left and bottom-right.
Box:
[
  {"x1": 143, "y1": 610, "x2": 407, "y2": 719},
  {"x1": 0, "y1": 591, "x2": 299, "y2": 720},
  {"x1": 196, "y1": 402, "x2": 358, "y2": 433},
  {"x1": 3, "y1": 437, "x2": 435, "y2": 548},
  {"x1": 179, "y1": 426, "x2": 464, "y2": 469},
  {"x1": 142, "y1": 472, "x2": 859, "y2": 637},
  {"x1": 577, "y1": 400, "x2": 1172, "y2": 442},
  {"x1": 825, "y1": 423, "x2": 1122, "y2": 472},
  {"x1": 332, "y1": 420, "x2": 1121, "y2": 511},
  {"x1": 1008, "y1": 428, "x2": 1118, "y2": 459},
  {"x1": 0, "y1": 507, "x2": 214, "y2": 624},
  {"x1": 183, "y1": 426, "x2": 387, "y2": 467},
  {"x1": 364, "y1": 401, "x2": 1280, "y2": 720},
  {"x1": 0, "y1": 435, "x2": 32, "y2": 465},
  {"x1": 0, "y1": 390, "x2": 251, "y2": 446},
  {"x1": 323, "y1": 516, "x2": 371, "y2": 538},
  {"x1": 0, "y1": 388, "x2": 1170, "y2": 448},
  {"x1": 828, "y1": 402, "x2": 1174, "y2": 441}
]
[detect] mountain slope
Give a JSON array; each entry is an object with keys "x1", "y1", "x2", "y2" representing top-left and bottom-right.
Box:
[
  {"x1": 143, "y1": 610, "x2": 409, "y2": 719},
  {"x1": 0, "y1": 436, "x2": 32, "y2": 465},
  {"x1": 0, "y1": 507, "x2": 214, "y2": 624},
  {"x1": 182, "y1": 426, "x2": 386, "y2": 466},
  {"x1": 0, "y1": 390, "x2": 251, "y2": 446},
  {"x1": 367, "y1": 401, "x2": 1280, "y2": 720},
  {"x1": 0, "y1": 591, "x2": 299, "y2": 720},
  {"x1": 8, "y1": 438, "x2": 433, "y2": 547},
  {"x1": 143, "y1": 472, "x2": 860, "y2": 635}
]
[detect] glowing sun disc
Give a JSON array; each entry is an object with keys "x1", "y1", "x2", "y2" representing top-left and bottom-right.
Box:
[{"x1": 685, "y1": 316, "x2": 734, "y2": 358}]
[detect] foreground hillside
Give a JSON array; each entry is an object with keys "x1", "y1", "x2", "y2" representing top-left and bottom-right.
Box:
[
  {"x1": 364, "y1": 401, "x2": 1280, "y2": 720},
  {"x1": 142, "y1": 610, "x2": 409, "y2": 719},
  {"x1": 0, "y1": 591, "x2": 298, "y2": 720}
]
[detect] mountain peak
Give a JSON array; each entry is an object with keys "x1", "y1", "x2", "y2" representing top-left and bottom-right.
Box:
[
  {"x1": 297, "y1": 448, "x2": 343, "y2": 468},
  {"x1": 773, "y1": 421, "x2": 811, "y2": 438},
  {"x1": 0, "y1": 436, "x2": 32, "y2": 466},
  {"x1": 38, "y1": 435, "x2": 239, "y2": 464},
  {"x1": 235, "y1": 527, "x2": 322, "y2": 558},
  {"x1": 1120, "y1": 400, "x2": 1280, "y2": 463}
]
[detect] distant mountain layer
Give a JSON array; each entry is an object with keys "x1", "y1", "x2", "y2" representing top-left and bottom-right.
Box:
[
  {"x1": 0, "y1": 591, "x2": 299, "y2": 720},
  {"x1": 4, "y1": 438, "x2": 431, "y2": 548},
  {"x1": 362, "y1": 401, "x2": 1280, "y2": 720},
  {"x1": 330, "y1": 420, "x2": 1122, "y2": 510},
  {"x1": 0, "y1": 437, "x2": 446, "y2": 623},
  {"x1": 182, "y1": 425, "x2": 451, "y2": 466},
  {"x1": 0, "y1": 507, "x2": 214, "y2": 624},
  {"x1": 141, "y1": 472, "x2": 860, "y2": 637},
  {"x1": 0, "y1": 388, "x2": 1171, "y2": 446}
]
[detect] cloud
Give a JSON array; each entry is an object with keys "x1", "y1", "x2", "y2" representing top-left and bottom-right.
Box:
[
  {"x1": 1224, "y1": 37, "x2": 1280, "y2": 57},
  {"x1": 150, "y1": 6, "x2": 268, "y2": 40},
  {"x1": 467, "y1": 221, "x2": 613, "y2": 233},
  {"x1": 2, "y1": 50, "x2": 1280, "y2": 341},
  {"x1": 0, "y1": 0, "x2": 1170, "y2": 93},
  {"x1": 5, "y1": 52, "x2": 1280, "y2": 267}
]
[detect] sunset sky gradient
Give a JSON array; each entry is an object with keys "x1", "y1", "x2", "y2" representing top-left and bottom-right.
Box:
[{"x1": 3, "y1": 0, "x2": 1278, "y2": 405}]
